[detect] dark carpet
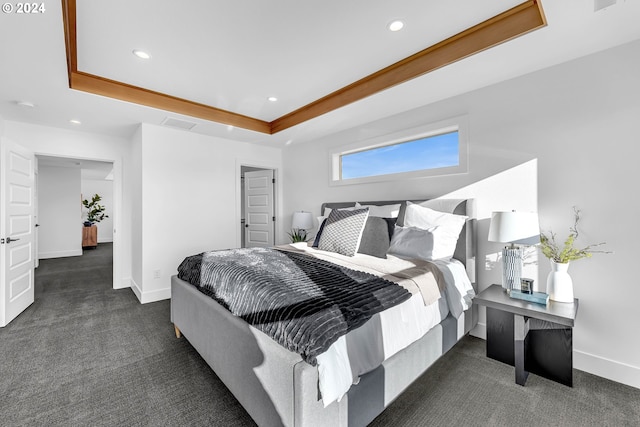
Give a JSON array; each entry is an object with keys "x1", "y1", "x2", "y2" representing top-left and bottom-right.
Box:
[{"x1": 1, "y1": 244, "x2": 639, "y2": 426}]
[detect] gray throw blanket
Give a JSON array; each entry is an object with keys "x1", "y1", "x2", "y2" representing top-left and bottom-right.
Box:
[{"x1": 177, "y1": 247, "x2": 410, "y2": 365}]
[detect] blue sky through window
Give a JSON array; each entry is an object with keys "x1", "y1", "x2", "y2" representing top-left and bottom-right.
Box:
[{"x1": 341, "y1": 131, "x2": 459, "y2": 180}]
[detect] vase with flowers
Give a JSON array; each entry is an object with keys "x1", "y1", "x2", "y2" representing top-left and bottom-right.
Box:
[{"x1": 540, "y1": 207, "x2": 609, "y2": 302}]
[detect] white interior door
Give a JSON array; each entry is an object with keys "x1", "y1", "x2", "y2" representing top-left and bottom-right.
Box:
[
  {"x1": 244, "y1": 170, "x2": 274, "y2": 248},
  {"x1": 0, "y1": 138, "x2": 35, "y2": 327}
]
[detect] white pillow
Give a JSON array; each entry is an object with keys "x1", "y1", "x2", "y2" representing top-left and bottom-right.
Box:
[
  {"x1": 355, "y1": 202, "x2": 401, "y2": 218},
  {"x1": 403, "y1": 203, "x2": 468, "y2": 260},
  {"x1": 388, "y1": 225, "x2": 455, "y2": 261},
  {"x1": 407, "y1": 199, "x2": 466, "y2": 214}
]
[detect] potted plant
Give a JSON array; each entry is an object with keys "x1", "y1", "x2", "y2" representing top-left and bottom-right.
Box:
[
  {"x1": 287, "y1": 228, "x2": 310, "y2": 243},
  {"x1": 82, "y1": 194, "x2": 109, "y2": 226},
  {"x1": 540, "y1": 207, "x2": 608, "y2": 302}
]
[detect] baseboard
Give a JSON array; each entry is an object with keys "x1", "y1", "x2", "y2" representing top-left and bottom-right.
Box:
[
  {"x1": 128, "y1": 278, "x2": 170, "y2": 304},
  {"x1": 575, "y1": 349, "x2": 640, "y2": 390},
  {"x1": 114, "y1": 277, "x2": 131, "y2": 290},
  {"x1": 470, "y1": 322, "x2": 486, "y2": 340},
  {"x1": 97, "y1": 238, "x2": 113, "y2": 243},
  {"x1": 140, "y1": 286, "x2": 171, "y2": 304},
  {"x1": 130, "y1": 278, "x2": 142, "y2": 303},
  {"x1": 39, "y1": 249, "x2": 83, "y2": 259}
]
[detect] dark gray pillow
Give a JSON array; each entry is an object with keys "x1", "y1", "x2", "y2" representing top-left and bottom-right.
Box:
[
  {"x1": 312, "y1": 218, "x2": 327, "y2": 248},
  {"x1": 358, "y1": 217, "x2": 397, "y2": 258},
  {"x1": 318, "y1": 208, "x2": 369, "y2": 256}
]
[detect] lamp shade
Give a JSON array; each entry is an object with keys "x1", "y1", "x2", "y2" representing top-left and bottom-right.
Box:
[
  {"x1": 292, "y1": 211, "x2": 314, "y2": 230},
  {"x1": 488, "y1": 211, "x2": 540, "y2": 244}
]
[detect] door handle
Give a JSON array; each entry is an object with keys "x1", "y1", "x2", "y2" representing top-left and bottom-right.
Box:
[
  {"x1": 6, "y1": 237, "x2": 20, "y2": 243},
  {"x1": 245, "y1": 224, "x2": 249, "y2": 228}
]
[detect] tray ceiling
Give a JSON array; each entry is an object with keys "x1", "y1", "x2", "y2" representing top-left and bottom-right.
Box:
[
  {"x1": 67, "y1": 0, "x2": 543, "y2": 134},
  {"x1": 1, "y1": 0, "x2": 639, "y2": 144}
]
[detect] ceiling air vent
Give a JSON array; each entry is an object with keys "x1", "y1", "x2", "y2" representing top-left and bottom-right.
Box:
[
  {"x1": 594, "y1": 0, "x2": 616, "y2": 12},
  {"x1": 161, "y1": 117, "x2": 197, "y2": 130}
]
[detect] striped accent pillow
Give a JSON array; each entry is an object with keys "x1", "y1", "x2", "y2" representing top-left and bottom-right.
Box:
[{"x1": 318, "y1": 208, "x2": 369, "y2": 256}]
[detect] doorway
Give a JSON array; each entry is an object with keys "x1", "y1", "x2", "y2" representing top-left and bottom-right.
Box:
[
  {"x1": 35, "y1": 155, "x2": 116, "y2": 284},
  {"x1": 1, "y1": 141, "x2": 122, "y2": 327},
  {"x1": 240, "y1": 166, "x2": 275, "y2": 248}
]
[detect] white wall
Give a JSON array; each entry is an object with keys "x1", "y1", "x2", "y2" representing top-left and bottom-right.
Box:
[
  {"x1": 3, "y1": 121, "x2": 131, "y2": 289},
  {"x1": 130, "y1": 126, "x2": 143, "y2": 296},
  {"x1": 81, "y1": 179, "x2": 114, "y2": 243},
  {"x1": 130, "y1": 123, "x2": 283, "y2": 303},
  {"x1": 282, "y1": 40, "x2": 640, "y2": 389},
  {"x1": 37, "y1": 165, "x2": 82, "y2": 259}
]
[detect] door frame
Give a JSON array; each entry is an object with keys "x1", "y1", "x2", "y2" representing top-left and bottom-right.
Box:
[
  {"x1": 243, "y1": 169, "x2": 275, "y2": 248},
  {"x1": 34, "y1": 156, "x2": 39, "y2": 268},
  {"x1": 34, "y1": 152, "x2": 124, "y2": 290},
  {"x1": 235, "y1": 159, "x2": 281, "y2": 248}
]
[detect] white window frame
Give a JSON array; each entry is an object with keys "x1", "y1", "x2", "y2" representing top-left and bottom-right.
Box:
[{"x1": 330, "y1": 116, "x2": 468, "y2": 186}]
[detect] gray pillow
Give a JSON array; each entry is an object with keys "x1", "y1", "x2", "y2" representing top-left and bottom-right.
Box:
[
  {"x1": 357, "y1": 217, "x2": 397, "y2": 258},
  {"x1": 387, "y1": 225, "x2": 436, "y2": 260},
  {"x1": 318, "y1": 208, "x2": 369, "y2": 256},
  {"x1": 387, "y1": 225, "x2": 458, "y2": 261}
]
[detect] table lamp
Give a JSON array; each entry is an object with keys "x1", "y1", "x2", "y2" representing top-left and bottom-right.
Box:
[
  {"x1": 488, "y1": 211, "x2": 540, "y2": 292},
  {"x1": 291, "y1": 211, "x2": 314, "y2": 242}
]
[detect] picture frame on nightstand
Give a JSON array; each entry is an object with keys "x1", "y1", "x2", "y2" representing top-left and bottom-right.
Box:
[{"x1": 520, "y1": 278, "x2": 534, "y2": 294}]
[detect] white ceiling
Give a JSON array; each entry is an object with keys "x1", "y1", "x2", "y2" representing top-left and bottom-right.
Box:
[
  {"x1": 76, "y1": 0, "x2": 524, "y2": 121},
  {"x1": 1, "y1": 0, "x2": 639, "y2": 147},
  {"x1": 37, "y1": 155, "x2": 113, "y2": 180}
]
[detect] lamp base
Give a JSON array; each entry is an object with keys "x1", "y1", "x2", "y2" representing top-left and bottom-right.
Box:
[{"x1": 502, "y1": 247, "x2": 523, "y2": 292}]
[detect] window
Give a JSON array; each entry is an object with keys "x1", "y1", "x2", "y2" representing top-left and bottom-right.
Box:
[
  {"x1": 331, "y1": 116, "x2": 468, "y2": 185},
  {"x1": 340, "y1": 131, "x2": 459, "y2": 180}
]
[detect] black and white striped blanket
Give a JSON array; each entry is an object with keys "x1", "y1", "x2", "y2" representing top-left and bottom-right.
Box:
[{"x1": 177, "y1": 247, "x2": 410, "y2": 365}]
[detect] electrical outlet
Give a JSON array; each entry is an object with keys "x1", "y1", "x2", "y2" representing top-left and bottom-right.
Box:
[{"x1": 153, "y1": 269, "x2": 161, "y2": 279}]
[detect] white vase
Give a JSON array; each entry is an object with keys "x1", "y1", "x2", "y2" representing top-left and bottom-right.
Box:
[{"x1": 547, "y1": 260, "x2": 574, "y2": 303}]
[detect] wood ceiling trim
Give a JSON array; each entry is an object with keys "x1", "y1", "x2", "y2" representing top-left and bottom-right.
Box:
[
  {"x1": 271, "y1": 0, "x2": 546, "y2": 133},
  {"x1": 70, "y1": 71, "x2": 272, "y2": 134},
  {"x1": 61, "y1": 0, "x2": 77, "y2": 82},
  {"x1": 61, "y1": 0, "x2": 546, "y2": 136},
  {"x1": 61, "y1": 0, "x2": 271, "y2": 134}
]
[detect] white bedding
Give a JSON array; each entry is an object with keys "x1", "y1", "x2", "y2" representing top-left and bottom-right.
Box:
[{"x1": 282, "y1": 243, "x2": 475, "y2": 406}]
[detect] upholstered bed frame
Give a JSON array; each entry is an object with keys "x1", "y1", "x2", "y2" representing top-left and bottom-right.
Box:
[{"x1": 171, "y1": 199, "x2": 477, "y2": 427}]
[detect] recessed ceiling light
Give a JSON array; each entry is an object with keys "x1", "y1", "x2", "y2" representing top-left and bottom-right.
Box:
[
  {"x1": 16, "y1": 101, "x2": 35, "y2": 108},
  {"x1": 69, "y1": 119, "x2": 82, "y2": 125},
  {"x1": 268, "y1": 96, "x2": 278, "y2": 102},
  {"x1": 132, "y1": 49, "x2": 151, "y2": 59},
  {"x1": 388, "y1": 20, "x2": 404, "y2": 32}
]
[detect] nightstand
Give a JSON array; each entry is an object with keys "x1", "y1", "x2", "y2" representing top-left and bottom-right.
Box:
[{"x1": 474, "y1": 284, "x2": 579, "y2": 387}]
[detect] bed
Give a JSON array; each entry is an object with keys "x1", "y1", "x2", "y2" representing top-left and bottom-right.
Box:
[{"x1": 171, "y1": 199, "x2": 477, "y2": 427}]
